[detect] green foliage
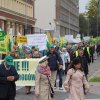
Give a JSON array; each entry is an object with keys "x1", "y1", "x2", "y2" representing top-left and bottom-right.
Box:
[
  {"x1": 87, "y1": 0, "x2": 99, "y2": 17},
  {"x1": 86, "y1": 0, "x2": 100, "y2": 37},
  {"x1": 79, "y1": 13, "x2": 88, "y2": 36},
  {"x1": 89, "y1": 77, "x2": 100, "y2": 82}
]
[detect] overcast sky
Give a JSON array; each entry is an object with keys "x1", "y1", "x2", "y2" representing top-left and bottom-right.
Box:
[{"x1": 79, "y1": 0, "x2": 89, "y2": 13}]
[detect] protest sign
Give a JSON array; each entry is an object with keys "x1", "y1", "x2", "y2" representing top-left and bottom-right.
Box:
[
  {"x1": 17, "y1": 36, "x2": 27, "y2": 44},
  {"x1": 0, "y1": 31, "x2": 5, "y2": 42},
  {"x1": 26, "y1": 34, "x2": 47, "y2": 51},
  {"x1": 14, "y1": 59, "x2": 39, "y2": 86},
  {"x1": 65, "y1": 35, "x2": 74, "y2": 43}
]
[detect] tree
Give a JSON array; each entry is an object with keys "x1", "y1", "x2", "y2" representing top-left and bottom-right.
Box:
[
  {"x1": 79, "y1": 13, "x2": 88, "y2": 38},
  {"x1": 87, "y1": 0, "x2": 100, "y2": 37}
]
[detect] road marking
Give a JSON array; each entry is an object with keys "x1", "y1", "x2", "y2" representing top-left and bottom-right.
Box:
[{"x1": 65, "y1": 99, "x2": 100, "y2": 100}]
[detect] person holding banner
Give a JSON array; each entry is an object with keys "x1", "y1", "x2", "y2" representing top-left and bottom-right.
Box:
[
  {"x1": 35, "y1": 56, "x2": 52, "y2": 100},
  {"x1": 25, "y1": 51, "x2": 32, "y2": 94},
  {"x1": 0, "y1": 55, "x2": 19, "y2": 100}
]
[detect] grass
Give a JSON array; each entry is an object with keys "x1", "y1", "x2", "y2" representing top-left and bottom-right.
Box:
[{"x1": 89, "y1": 77, "x2": 100, "y2": 82}]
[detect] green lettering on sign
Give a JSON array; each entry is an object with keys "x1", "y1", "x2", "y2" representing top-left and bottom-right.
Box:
[
  {"x1": 22, "y1": 61, "x2": 29, "y2": 71},
  {"x1": 13, "y1": 61, "x2": 20, "y2": 71},
  {"x1": 19, "y1": 74, "x2": 35, "y2": 81}
]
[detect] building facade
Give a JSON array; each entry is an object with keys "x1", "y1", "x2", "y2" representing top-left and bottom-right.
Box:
[
  {"x1": 35, "y1": 0, "x2": 79, "y2": 37},
  {"x1": 0, "y1": 0, "x2": 35, "y2": 35}
]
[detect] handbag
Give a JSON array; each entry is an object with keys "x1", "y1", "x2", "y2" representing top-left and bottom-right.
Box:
[{"x1": 47, "y1": 76, "x2": 54, "y2": 98}]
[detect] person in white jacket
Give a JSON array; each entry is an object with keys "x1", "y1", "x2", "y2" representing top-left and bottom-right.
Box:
[{"x1": 61, "y1": 48, "x2": 70, "y2": 74}]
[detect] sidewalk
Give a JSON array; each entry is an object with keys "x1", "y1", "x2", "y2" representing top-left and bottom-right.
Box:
[
  {"x1": 89, "y1": 82, "x2": 100, "y2": 94},
  {"x1": 88, "y1": 56, "x2": 100, "y2": 95}
]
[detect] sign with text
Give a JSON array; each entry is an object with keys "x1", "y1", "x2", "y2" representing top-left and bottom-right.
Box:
[
  {"x1": 26, "y1": 34, "x2": 47, "y2": 51},
  {"x1": 14, "y1": 59, "x2": 39, "y2": 86},
  {"x1": 65, "y1": 35, "x2": 74, "y2": 43},
  {"x1": 17, "y1": 36, "x2": 27, "y2": 44}
]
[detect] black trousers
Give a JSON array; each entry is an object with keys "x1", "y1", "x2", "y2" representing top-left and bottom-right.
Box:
[
  {"x1": 65, "y1": 63, "x2": 70, "y2": 75},
  {"x1": 58, "y1": 69, "x2": 63, "y2": 87},
  {"x1": 90, "y1": 54, "x2": 94, "y2": 63},
  {"x1": 1, "y1": 97, "x2": 15, "y2": 100}
]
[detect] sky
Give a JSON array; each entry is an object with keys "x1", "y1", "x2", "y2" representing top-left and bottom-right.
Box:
[{"x1": 79, "y1": 0, "x2": 89, "y2": 13}]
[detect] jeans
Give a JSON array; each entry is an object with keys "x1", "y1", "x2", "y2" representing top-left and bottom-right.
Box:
[{"x1": 57, "y1": 69, "x2": 63, "y2": 88}]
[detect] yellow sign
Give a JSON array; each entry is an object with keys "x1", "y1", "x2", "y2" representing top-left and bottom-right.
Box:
[
  {"x1": 17, "y1": 36, "x2": 27, "y2": 44},
  {"x1": 47, "y1": 32, "x2": 52, "y2": 43},
  {"x1": 0, "y1": 42, "x2": 7, "y2": 54}
]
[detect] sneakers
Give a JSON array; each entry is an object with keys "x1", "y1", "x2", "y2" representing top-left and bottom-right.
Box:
[{"x1": 59, "y1": 87, "x2": 63, "y2": 90}]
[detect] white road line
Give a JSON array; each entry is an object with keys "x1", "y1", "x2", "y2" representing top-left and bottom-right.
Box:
[{"x1": 65, "y1": 99, "x2": 100, "y2": 100}]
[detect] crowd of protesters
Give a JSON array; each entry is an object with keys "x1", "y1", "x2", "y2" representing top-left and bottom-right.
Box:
[{"x1": 0, "y1": 40, "x2": 100, "y2": 100}]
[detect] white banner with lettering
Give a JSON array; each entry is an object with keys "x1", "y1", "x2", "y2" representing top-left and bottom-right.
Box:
[{"x1": 26, "y1": 34, "x2": 47, "y2": 51}]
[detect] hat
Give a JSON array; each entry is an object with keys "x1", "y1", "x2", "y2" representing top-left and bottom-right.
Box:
[
  {"x1": 32, "y1": 46, "x2": 35, "y2": 49},
  {"x1": 26, "y1": 51, "x2": 31, "y2": 54},
  {"x1": 5, "y1": 55, "x2": 13, "y2": 65},
  {"x1": 49, "y1": 44, "x2": 54, "y2": 48},
  {"x1": 39, "y1": 56, "x2": 48, "y2": 63}
]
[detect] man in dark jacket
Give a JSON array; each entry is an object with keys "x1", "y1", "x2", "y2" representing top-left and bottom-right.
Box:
[
  {"x1": 0, "y1": 55, "x2": 19, "y2": 100},
  {"x1": 47, "y1": 45, "x2": 63, "y2": 88},
  {"x1": 90, "y1": 45, "x2": 95, "y2": 63},
  {"x1": 78, "y1": 49, "x2": 89, "y2": 80}
]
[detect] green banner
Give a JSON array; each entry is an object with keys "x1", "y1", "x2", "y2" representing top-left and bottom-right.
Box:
[{"x1": 0, "y1": 31, "x2": 5, "y2": 42}]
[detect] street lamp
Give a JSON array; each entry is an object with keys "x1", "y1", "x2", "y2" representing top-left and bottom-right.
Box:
[
  {"x1": 25, "y1": 0, "x2": 28, "y2": 35},
  {"x1": 68, "y1": 8, "x2": 70, "y2": 35}
]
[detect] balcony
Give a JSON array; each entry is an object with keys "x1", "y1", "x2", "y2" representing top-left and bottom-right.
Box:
[{"x1": 0, "y1": 0, "x2": 33, "y2": 18}]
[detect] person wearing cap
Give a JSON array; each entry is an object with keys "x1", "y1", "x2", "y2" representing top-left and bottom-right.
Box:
[
  {"x1": 0, "y1": 55, "x2": 19, "y2": 100},
  {"x1": 33, "y1": 48, "x2": 41, "y2": 58},
  {"x1": 47, "y1": 44, "x2": 63, "y2": 89},
  {"x1": 35, "y1": 56, "x2": 51, "y2": 100},
  {"x1": 25, "y1": 51, "x2": 32, "y2": 94},
  {"x1": 31, "y1": 46, "x2": 35, "y2": 58}
]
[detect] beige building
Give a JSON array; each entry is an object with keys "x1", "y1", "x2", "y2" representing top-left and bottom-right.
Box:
[
  {"x1": 35, "y1": 0, "x2": 79, "y2": 37},
  {"x1": 0, "y1": 0, "x2": 35, "y2": 35}
]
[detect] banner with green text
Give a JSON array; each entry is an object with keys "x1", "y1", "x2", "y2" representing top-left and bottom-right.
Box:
[{"x1": 14, "y1": 59, "x2": 39, "y2": 86}]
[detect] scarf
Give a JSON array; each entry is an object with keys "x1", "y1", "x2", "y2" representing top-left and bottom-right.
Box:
[{"x1": 38, "y1": 65, "x2": 51, "y2": 76}]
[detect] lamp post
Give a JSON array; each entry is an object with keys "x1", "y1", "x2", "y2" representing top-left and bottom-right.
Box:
[
  {"x1": 25, "y1": 0, "x2": 28, "y2": 35},
  {"x1": 68, "y1": 8, "x2": 70, "y2": 35}
]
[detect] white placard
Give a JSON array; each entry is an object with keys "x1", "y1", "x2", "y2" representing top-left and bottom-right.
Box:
[
  {"x1": 65, "y1": 35, "x2": 74, "y2": 42},
  {"x1": 83, "y1": 36, "x2": 90, "y2": 41},
  {"x1": 26, "y1": 34, "x2": 47, "y2": 51}
]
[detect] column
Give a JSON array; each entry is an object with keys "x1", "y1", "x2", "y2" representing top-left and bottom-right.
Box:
[
  {"x1": 19, "y1": 24, "x2": 23, "y2": 35},
  {"x1": 16, "y1": 24, "x2": 19, "y2": 35},
  {"x1": 1, "y1": 20, "x2": 4, "y2": 30},
  {"x1": 12, "y1": 22, "x2": 15, "y2": 36},
  {"x1": 7, "y1": 21, "x2": 11, "y2": 33}
]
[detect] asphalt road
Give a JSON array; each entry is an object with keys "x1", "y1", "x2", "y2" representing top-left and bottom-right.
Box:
[{"x1": 16, "y1": 88, "x2": 100, "y2": 100}]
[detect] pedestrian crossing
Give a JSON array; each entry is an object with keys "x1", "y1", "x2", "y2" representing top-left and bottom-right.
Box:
[{"x1": 65, "y1": 99, "x2": 100, "y2": 100}]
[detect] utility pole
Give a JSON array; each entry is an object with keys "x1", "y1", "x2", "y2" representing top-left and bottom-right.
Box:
[{"x1": 68, "y1": 8, "x2": 70, "y2": 35}]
